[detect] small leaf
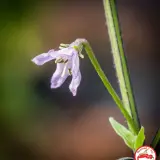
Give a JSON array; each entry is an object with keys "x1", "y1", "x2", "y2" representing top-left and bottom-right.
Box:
[
  {"x1": 134, "y1": 126, "x2": 145, "y2": 150},
  {"x1": 109, "y1": 117, "x2": 136, "y2": 150}
]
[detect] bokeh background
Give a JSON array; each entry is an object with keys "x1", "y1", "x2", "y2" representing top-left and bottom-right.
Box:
[{"x1": 0, "y1": 0, "x2": 160, "y2": 159}]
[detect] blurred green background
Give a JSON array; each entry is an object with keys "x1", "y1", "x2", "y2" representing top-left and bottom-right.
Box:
[{"x1": 0, "y1": 0, "x2": 160, "y2": 159}]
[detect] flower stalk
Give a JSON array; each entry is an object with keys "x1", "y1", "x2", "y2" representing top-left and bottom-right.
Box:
[{"x1": 82, "y1": 41, "x2": 137, "y2": 135}]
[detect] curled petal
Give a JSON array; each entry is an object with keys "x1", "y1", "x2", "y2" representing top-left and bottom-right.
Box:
[
  {"x1": 51, "y1": 63, "x2": 70, "y2": 88},
  {"x1": 71, "y1": 50, "x2": 79, "y2": 77},
  {"x1": 57, "y1": 48, "x2": 76, "y2": 59},
  {"x1": 69, "y1": 71, "x2": 81, "y2": 96},
  {"x1": 32, "y1": 50, "x2": 57, "y2": 65}
]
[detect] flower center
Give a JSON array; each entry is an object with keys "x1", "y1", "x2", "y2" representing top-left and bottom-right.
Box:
[
  {"x1": 68, "y1": 68, "x2": 72, "y2": 75},
  {"x1": 55, "y1": 57, "x2": 72, "y2": 76},
  {"x1": 55, "y1": 57, "x2": 68, "y2": 63}
]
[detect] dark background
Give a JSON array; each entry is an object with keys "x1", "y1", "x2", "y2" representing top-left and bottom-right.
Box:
[{"x1": 0, "y1": 0, "x2": 160, "y2": 159}]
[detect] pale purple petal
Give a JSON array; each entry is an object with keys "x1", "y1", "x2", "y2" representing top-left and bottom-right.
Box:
[
  {"x1": 69, "y1": 71, "x2": 81, "y2": 96},
  {"x1": 32, "y1": 50, "x2": 58, "y2": 65},
  {"x1": 31, "y1": 40, "x2": 82, "y2": 96},
  {"x1": 71, "y1": 50, "x2": 79, "y2": 77},
  {"x1": 55, "y1": 48, "x2": 76, "y2": 60},
  {"x1": 51, "y1": 62, "x2": 71, "y2": 88}
]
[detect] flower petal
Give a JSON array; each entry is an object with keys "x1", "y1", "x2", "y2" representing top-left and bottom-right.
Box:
[
  {"x1": 32, "y1": 49, "x2": 57, "y2": 65},
  {"x1": 71, "y1": 50, "x2": 79, "y2": 77},
  {"x1": 53, "y1": 48, "x2": 76, "y2": 61},
  {"x1": 51, "y1": 62, "x2": 70, "y2": 88},
  {"x1": 69, "y1": 71, "x2": 81, "y2": 96}
]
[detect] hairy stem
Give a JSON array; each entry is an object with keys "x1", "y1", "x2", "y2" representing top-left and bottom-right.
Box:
[{"x1": 103, "y1": 0, "x2": 140, "y2": 134}]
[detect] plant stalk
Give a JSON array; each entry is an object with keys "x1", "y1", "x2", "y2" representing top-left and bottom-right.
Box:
[
  {"x1": 151, "y1": 128, "x2": 160, "y2": 157},
  {"x1": 103, "y1": 0, "x2": 140, "y2": 134},
  {"x1": 83, "y1": 41, "x2": 137, "y2": 135}
]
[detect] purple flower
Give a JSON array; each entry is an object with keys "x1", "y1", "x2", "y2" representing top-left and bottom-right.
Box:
[{"x1": 32, "y1": 47, "x2": 81, "y2": 96}]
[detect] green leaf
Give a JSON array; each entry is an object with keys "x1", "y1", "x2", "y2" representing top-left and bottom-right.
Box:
[
  {"x1": 109, "y1": 117, "x2": 136, "y2": 150},
  {"x1": 134, "y1": 126, "x2": 145, "y2": 150}
]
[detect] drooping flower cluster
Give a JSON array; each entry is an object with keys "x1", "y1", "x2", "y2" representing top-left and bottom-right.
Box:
[{"x1": 31, "y1": 39, "x2": 86, "y2": 96}]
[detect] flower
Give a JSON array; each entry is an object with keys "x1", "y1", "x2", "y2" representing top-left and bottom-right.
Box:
[{"x1": 31, "y1": 42, "x2": 83, "y2": 96}]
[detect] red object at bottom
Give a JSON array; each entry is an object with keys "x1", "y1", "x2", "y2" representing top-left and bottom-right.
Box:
[{"x1": 137, "y1": 154, "x2": 153, "y2": 159}]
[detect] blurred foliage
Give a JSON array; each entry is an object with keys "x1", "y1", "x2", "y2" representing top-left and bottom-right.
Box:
[
  {"x1": 0, "y1": 0, "x2": 38, "y2": 15},
  {"x1": 0, "y1": 1, "x2": 44, "y2": 159},
  {"x1": 0, "y1": 0, "x2": 43, "y2": 143}
]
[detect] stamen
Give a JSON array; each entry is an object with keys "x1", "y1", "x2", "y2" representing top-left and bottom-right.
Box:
[
  {"x1": 68, "y1": 69, "x2": 72, "y2": 75},
  {"x1": 59, "y1": 46, "x2": 65, "y2": 49},
  {"x1": 79, "y1": 53, "x2": 84, "y2": 59},
  {"x1": 60, "y1": 43, "x2": 70, "y2": 47},
  {"x1": 64, "y1": 59, "x2": 68, "y2": 63},
  {"x1": 55, "y1": 58, "x2": 64, "y2": 63},
  {"x1": 59, "y1": 43, "x2": 70, "y2": 49}
]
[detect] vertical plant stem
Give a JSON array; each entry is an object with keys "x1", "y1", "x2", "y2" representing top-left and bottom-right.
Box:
[
  {"x1": 103, "y1": 0, "x2": 140, "y2": 134},
  {"x1": 83, "y1": 41, "x2": 137, "y2": 135},
  {"x1": 151, "y1": 128, "x2": 160, "y2": 157}
]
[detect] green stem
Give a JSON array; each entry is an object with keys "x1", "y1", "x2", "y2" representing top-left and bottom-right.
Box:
[
  {"x1": 83, "y1": 41, "x2": 137, "y2": 135},
  {"x1": 151, "y1": 128, "x2": 160, "y2": 157},
  {"x1": 103, "y1": 0, "x2": 140, "y2": 134}
]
